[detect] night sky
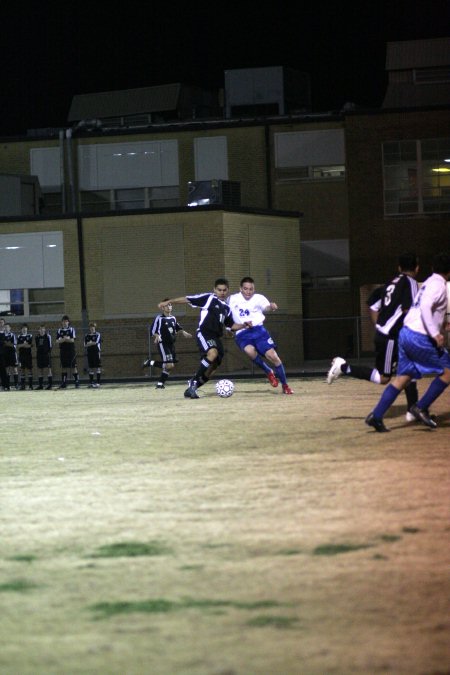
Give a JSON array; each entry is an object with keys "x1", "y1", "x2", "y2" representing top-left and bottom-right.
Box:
[{"x1": 1, "y1": 1, "x2": 449, "y2": 136}]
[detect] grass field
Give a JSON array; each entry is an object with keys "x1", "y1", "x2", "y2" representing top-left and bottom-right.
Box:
[{"x1": 1, "y1": 377, "x2": 449, "y2": 675}]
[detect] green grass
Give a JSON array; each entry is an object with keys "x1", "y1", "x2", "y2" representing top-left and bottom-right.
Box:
[
  {"x1": 312, "y1": 543, "x2": 373, "y2": 556},
  {"x1": 0, "y1": 579, "x2": 38, "y2": 592},
  {"x1": 89, "y1": 541, "x2": 171, "y2": 558},
  {"x1": 1, "y1": 379, "x2": 448, "y2": 675},
  {"x1": 7, "y1": 554, "x2": 37, "y2": 563},
  {"x1": 90, "y1": 597, "x2": 283, "y2": 619},
  {"x1": 246, "y1": 615, "x2": 299, "y2": 629}
]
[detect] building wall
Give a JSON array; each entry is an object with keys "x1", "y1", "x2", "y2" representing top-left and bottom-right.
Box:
[
  {"x1": 0, "y1": 209, "x2": 302, "y2": 377},
  {"x1": 345, "y1": 108, "x2": 450, "y2": 313}
]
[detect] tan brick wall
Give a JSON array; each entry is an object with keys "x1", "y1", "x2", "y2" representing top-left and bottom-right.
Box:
[{"x1": 0, "y1": 209, "x2": 302, "y2": 377}]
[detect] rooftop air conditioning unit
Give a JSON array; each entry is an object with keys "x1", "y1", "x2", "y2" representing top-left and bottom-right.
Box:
[{"x1": 187, "y1": 180, "x2": 241, "y2": 208}]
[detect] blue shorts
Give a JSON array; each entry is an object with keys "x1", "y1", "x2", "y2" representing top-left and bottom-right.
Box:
[
  {"x1": 235, "y1": 325, "x2": 276, "y2": 356},
  {"x1": 398, "y1": 326, "x2": 450, "y2": 378}
]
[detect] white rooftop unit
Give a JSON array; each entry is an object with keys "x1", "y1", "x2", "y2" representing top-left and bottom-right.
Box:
[{"x1": 224, "y1": 66, "x2": 311, "y2": 118}]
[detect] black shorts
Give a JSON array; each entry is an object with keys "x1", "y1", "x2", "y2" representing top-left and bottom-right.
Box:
[
  {"x1": 157, "y1": 340, "x2": 177, "y2": 364},
  {"x1": 87, "y1": 347, "x2": 101, "y2": 369},
  {"x1": 59, "y1": 344, "x2": 77, "y2": 369},
  {"x1": 4, "y1": 347, "x2": 17, "y2": 368},
  {"x1": 18, "y1": 349, "x2": 32, "y2": 370},
  {"x1": 37, "y1": 351, "x2": 51, "y2": 369},
  {"x1": 374, "y1": 331, "x2": 398, "y2": 377},
  {"x1": 196, "y1": 331, "x2": 224, "y2": 364}
]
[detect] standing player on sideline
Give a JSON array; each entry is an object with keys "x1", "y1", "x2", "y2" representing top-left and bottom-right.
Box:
[
  {"x1": 158, "y1": 278, "x2": 251, "y2": 399},
  {"x1": 84, "y1": 322, "x2": 102, "y2": 388},
  {"x1": 35, "y1": 325, "x2": 53, "y2": 389},
  {"x1": 3, "y1": 323, "x2": 19, "y2": 390},
  {"x1": 365, "y1": 252, "x2": 450, "y2": 432},
  {"x1": 228, "y1": 276, "x2": 294, "y2": 394},
  {"x1": 143, "y1": 300, "x2": 192, "y2": 389},
  {"x1": 327, "y1": 252, "x2": 420, "y2": 420},
  {"x1": 17, "y1": 323, "x2": 34, "y2": 390},
  {"x1": 56, "y1": 315, "x2": 79, "y2": 389},
  {"x1": 0, "y1": 317, "x2": 10, "y2": 390}
]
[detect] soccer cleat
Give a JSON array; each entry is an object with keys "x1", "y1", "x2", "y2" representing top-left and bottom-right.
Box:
[
  {"x1": 184, "y1": 382, "x2": 199, "y2": 399},
  {"x1": 406, "y1": 409, "x2": 436, "y2": 423},
  {"x1": 282, "y1": 384, "x2": 294, "y2": 395},
  {"x1": 45, "y1": 384, "x2": 52, "y2": 390},
  {"x1": 365, "y1": 412, "x2": 390, "y2": 433},
  {"x1": 59, "y1": 383, "x2": 67, "y2": 389},
  {"x1": 155, "y1": 383, "x2": 165, "y2": 389},
  {"x1": 35, "y1": 385, "x2": 44, "y2": 390},
  {"x1": 267, "y1": 370, "x2": 279, "y2": 387},
  {"x1": 327, "y1": 357, "x2": 346, "y2": 384},
  {"x1": 75, "y1": 381, "x2": 80, "y2": 389},
  {"x1": 143, "y1": 359, "x2": 155, "y2": 368},
  {"x1": 409, "y1": 404, "x2": 437, "y2": 429}
]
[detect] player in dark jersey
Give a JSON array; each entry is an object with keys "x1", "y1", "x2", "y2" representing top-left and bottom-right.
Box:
[
  {"x1": 84, "y1": 322, "x2": 102, "y2": 388},
  {"x1": 0, "y1": 317, "x2": 9, "y2": 390},
  {"x1": 56, "y1": 315, "x2": 79, "y2": 389},
  {"x1": 158, "y1": 278, "x2": 251, "y2": 399},
  {"x1": 35, "y1": 325, "x2": 53, "y2": 389},
  {"x1": 17, "y1": 323, "x2": 34, "y2": 390},
  {"x1": 366, "y1": 251, "x2": 450, "y2": 432},
  {"x1": 143, "y1": 300, "x2": 192, "y2": 389},
  {"x1": 327, "y1": 253, "x2": 420, "y2": 420},
  {"x1": 3, "y1": 322, "x2": 19, "y2": 389}
]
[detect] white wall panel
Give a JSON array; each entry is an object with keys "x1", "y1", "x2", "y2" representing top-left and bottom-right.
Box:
[
  {"x1": 275, "y1": 130, "x2": 345, "y2": 167},
  {"x1": 0, "y1": 231, "x2": 63, "y2": 289}
]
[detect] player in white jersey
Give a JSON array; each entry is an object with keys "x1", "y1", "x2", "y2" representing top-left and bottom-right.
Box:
[
  {"x1": 228, "y1": 276, "x2": 293, "y2": 394},
  {"x1": 366, "y1": 252, "x2": 450, "y2": 432}
]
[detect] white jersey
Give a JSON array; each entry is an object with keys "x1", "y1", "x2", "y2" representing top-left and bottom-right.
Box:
[
  {"x1": 228, "y1": 292, "x2": 270, "y2": 334},
  {"x1": 403, "y1": 272, "x2": 448, "y2": 337}
]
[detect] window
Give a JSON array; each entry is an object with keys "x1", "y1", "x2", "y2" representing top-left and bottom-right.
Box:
[
  {"x1": 0, "y1": 232, "x2": 64, "y2": 317},
  {"x1": 30, "y1": 140, "x2": 180, "y2": 214},
  {"x1": 194, "y1": 136, "x2": 228, "y2": 181},
  {"x1": 383, "y1": 138, "x2": 450, "y2": 215},
  {"x1": 78, "y1": 140, "x2": 179, "y2": 190},
  {"x1": 274, "y1": 129, "x2": 345, "y2": 181}
]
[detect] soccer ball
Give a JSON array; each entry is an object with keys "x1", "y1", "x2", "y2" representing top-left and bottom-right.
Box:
[{"x1": 215, "y1": 379, "x2": 235, "y2": 398}]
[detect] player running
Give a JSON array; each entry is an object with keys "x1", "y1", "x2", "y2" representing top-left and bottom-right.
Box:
[
  {"x1": 143, "y1": 300, "x2": 192, "y2": 389},
  {"x1": 228, "y1": 276, "x2": 293, "y2": 394}
]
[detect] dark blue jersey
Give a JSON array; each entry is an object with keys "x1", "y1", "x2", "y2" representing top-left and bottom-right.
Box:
[
  {"x1": 84, "y1": 331, "x2": 101, "y2": 352},
  {"x1": 374, "y1": 273, "x2": 419, "y2": 338},
  {"x1": 151, "y1": 315, "x2": 182, "y2": 344},
  {"x1": 187, "y1": 292, "x2": 234, "y2": 337},
  {"x1": 35, "y1": 332, "x2": 52, "y2": 354},
  {"x1": 17, "y1": 332, "x2": 33, "y2": 349}
]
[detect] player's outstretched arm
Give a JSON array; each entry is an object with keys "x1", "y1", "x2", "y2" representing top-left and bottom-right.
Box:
[{"x1": 158, "y1": 297, "x2": 187, "y2": 310}]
